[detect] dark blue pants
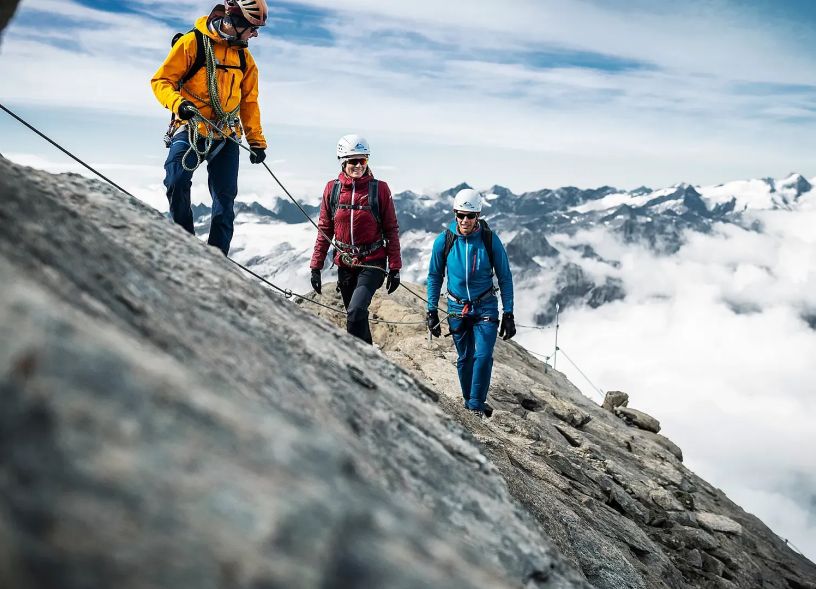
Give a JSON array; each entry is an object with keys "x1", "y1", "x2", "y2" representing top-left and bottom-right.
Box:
[
  {"x1": 164, "y1": 132, "x2": 239, "y2": 255},
  {"x1": 448, "y1": 316, "x2": 499, "y2": 411}
]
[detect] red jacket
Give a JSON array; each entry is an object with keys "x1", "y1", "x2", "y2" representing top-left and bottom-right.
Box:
[{"x1": 310, "y1": 171, "x2": 402, "y2": 270}]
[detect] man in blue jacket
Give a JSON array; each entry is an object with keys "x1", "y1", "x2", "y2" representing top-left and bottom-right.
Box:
[{"x1": 426, "y1": 188, "x2": 516, "y2": 418}]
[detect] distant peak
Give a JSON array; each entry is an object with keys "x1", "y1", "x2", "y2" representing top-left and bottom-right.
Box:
[
  {"x1": 440, "y1": 182, "x2": 472, "y2": 199},
  {"x1": 489, "y1": 185, "x2": 515, "y2": 199}
]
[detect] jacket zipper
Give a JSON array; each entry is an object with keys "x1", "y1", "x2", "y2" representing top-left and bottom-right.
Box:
[
  {"x1": 464, "y1": 238, "x2": 472, "y2": 301},
  {"x1": 226, "y1": 73, "x2": 236, "y2": 108},
  {"x1": 350, "y1": 180, "x2": 356, "y2": 247}
]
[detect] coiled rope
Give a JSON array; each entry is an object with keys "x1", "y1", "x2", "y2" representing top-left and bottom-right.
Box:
[{"x1": 178, "y1": 35, "x2": 241, "y2": 172}]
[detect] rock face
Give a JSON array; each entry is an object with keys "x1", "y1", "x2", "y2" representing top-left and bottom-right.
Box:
[
  {"x1": 1, "y1": 157, "x2": 815, "y2": 589},
  {"x1": 311, "y1": 281, "x2": 816, "y2": 587},
  {"x1": 0, "y1": 158, "x2": 589, "y2": 589}
]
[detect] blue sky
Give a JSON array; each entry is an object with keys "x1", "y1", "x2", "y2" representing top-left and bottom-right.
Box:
[{"x1": 1, "y1": 0, "x2": 815, "y2": 205}]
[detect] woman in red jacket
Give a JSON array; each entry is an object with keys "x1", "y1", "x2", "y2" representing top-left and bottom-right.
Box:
[{"x1": 310, "y1": 134, "x2": 402, "y2": 344}]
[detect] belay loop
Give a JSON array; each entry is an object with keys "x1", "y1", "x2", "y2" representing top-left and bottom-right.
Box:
[
  {"x1": 340, "y1": 252, "x2": 360, "y2": 267},
  {"x1": 180, "y1": 34, "x2": 241, "y2": 172}
]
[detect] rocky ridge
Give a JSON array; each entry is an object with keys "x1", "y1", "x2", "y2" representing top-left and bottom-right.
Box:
[
  {"x1": 308, "y1": 285, "x2": 816, "y2": 588},
  {"x1": 1, "y1": 158, "x2": 815, "y2": 588},
  {"x1": 0, "y1": 157, "x2": 589, "y2": 589}
]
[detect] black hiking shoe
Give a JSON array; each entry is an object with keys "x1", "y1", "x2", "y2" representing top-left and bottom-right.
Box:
[
  {"x1": 483, "y1": 403, "x2": 493, "y2": 418},
  {"x1": 468, "y1": 409, "x2": 485, "y2": 420}
]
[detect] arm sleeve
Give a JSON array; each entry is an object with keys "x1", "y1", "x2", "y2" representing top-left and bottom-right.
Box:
[
  {"x1": 493, "y1": 234, "x2": 514, "y2": 314},
  {"x1": 150, "y1": 33, "x2": 196, "y2": 115},
  {"x1": 239, "y1": 52, "x2": 267, "y2": 149},
  {"x1": 309, "y1": 183, "x2": 335, "y2": 270},
  {"x1": 379, "y1": 182, "x2": 402, "y2": 271},
  {"x1": 426, "y1": 233, "x2": 447, "y2": 312}
]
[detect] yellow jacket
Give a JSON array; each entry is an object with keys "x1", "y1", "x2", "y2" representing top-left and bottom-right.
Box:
[{"x1": 151, "y1": 15, "x2": 267, "y2": 149}]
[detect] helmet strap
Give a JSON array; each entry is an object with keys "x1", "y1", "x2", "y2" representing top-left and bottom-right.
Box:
[{"x1": 213, "y1": 15, "x2": 250, "y2": 46}]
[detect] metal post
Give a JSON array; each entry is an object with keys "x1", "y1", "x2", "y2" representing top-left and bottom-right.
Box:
[{"x1": 553, "y1": 302, "x2": 560, "y2": 370}]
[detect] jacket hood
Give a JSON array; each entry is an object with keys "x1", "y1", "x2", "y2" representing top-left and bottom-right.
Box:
[{"x1": 196, "y1": 11, "x2": 226, "y2": 43}]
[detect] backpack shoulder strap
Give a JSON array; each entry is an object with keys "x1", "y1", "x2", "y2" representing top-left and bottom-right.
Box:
[
  {"x1": 480, "y1": 219, "x2": 496, "y2": 273},
  {"x1": 179, "y1": 29, "x2": 205, "y2": 86},
  {"x1": 329, "y1": 180, "x2": 342, "y2": 219},
  {"x1": 367, "y1": 179, "x2": 381, "y2": 225},
  {"x1": 441, "y1": 229, "x2": 457, "y2": 278},
  {"x1": 238, "y1": 48, "x2": 246, "y2": 72}
]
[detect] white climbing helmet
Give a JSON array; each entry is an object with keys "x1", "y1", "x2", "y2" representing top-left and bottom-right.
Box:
[
  {"x1": 337, "y1": 134, "x2": 370, "y2": 160},
  {"x1": 453, "y1": 188, "x2": 483, "y2": 213}
]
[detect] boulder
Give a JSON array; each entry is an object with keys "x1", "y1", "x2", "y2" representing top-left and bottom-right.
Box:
[
  {"x1": 614, "y1": 407, "x2": 661, "y2": 433},
  {"x1": 602, "y1": 390, "x2": 629, "y2": 411}
]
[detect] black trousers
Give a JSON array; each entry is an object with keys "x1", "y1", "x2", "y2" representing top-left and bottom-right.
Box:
[{"x1": 337, "y1": 261, "x2": 386, "y2": 344}]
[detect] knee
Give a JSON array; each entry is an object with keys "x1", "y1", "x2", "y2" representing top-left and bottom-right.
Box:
[
  {"x1": 473, "y1": 349, "x2": 494, "y2": 362},
  {"x1": 165, "y1": 169, "x2": 192, "y2": 191},
  {"x1": 347, "y1": 306, "x2": 369, "y2": 323}
]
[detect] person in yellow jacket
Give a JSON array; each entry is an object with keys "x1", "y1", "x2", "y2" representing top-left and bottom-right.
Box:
[{"x1": 151, "y1": 0, "x2": 268, "y2": 255}]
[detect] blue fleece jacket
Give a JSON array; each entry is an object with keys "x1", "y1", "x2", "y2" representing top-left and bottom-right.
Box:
[{"x1": 426, "y1": 220, "x2": 514, "y2": 316}]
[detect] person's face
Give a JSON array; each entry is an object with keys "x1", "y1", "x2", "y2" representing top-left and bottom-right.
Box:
[
  {"x1": 227, "y1": 14, "x2": 259, "y2": 41},
  {"x1": 236, "y1": 23, "x2": 259, "y2": 41},
  {"x1": 455, "y1": 210, "x2": 479, "y2": 235},
  {"x1": 343, "y1": 157, "x2": 368, "y2": 179}
]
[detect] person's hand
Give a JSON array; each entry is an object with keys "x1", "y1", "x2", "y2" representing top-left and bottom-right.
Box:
[
  {"x1": 249, "y1": 147, "x2": 266, "y2": 164},
  {"x1": 499, "y1": 312, "x2": 516, "y2": 341},
  {"x1": 426, "y1": 310, "x2": 441, "y2": 338},
  {"x1": 385, "y1": 269, "x2": 400, "y2": 294},
  {"x1": 177, "y1": 100, "x2": 197, "y2": 120},
  {"x1": 310, "y1": 269, "x2": 322, "y2": 294}
]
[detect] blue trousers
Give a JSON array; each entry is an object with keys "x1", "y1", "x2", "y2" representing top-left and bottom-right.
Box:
[
  {"x1": 448, "y1": 315, "x2": 499, "y2": 411},
  {"x1": 164, "y1": 132, "x2": 239, "y2": 255}
]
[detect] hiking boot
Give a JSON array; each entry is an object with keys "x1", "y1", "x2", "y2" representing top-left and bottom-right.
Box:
[
  {"x1": 469, "y1": 409, "x2": 485, "y2": 419},
  {"x1": 483, "y1": 403, "x2": 493, "y2": 418}
]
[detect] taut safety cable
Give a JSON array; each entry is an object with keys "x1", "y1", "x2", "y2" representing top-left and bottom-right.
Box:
[
  {"x1": 0, "y1": 103, "x2": 553, "y2": 335},
  {"x1": 0, "y1": 103, "x2": 437, "y2": 329}
]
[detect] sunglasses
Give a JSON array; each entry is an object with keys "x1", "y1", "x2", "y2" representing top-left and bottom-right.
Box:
[
  {"x1": 344, "y1": 158, "x2": 368, "y2": 166},
  {"x1": 455, "y1": 211, "x2": 478, "y2": 220},
  {"x1": 231, "y1": 15, "x2": 259, "y2": 33}
]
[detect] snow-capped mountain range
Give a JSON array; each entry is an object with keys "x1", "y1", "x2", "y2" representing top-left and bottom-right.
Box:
[{"x1": 194, "y1": 173, "x2": 815, "y2": 329}]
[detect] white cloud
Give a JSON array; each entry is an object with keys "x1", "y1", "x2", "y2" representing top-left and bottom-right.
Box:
[
  {"x1": 2, "y1": 0, "x2": 815, "y2": 193},
  {"x1": 517, "y1": 213, "x2": 816, "y2": 562}
]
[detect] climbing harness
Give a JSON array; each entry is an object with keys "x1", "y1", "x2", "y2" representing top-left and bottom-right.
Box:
[{"x1": 446, "y1": 285, "x2": 498, "y2": 308}]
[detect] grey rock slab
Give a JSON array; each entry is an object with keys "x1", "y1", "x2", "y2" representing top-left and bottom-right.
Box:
[
  {"x1": 696, "y1": 512, "x2": 743, "y2": 536},
  {"x1": 613, "y1": 407, "x2": 661, "y2": 434},
  {"x1": 0, "y1": 160, "x2": 592, "y2": 588}
]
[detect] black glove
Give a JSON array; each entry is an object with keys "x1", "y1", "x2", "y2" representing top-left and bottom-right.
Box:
[
  {"x1": 177, "y1": 100, "x2": 197, "y2": 121},
  {"x1": 499, "y1": 312, "x2": 516, "y2": 341},
  {"x1": 385, "y1": 269, "x2": 400, "y2": 294},
  {"x1": 310, "y1": 269, "x2": 322, "y2": 294},
  {"x1": 426, "y1": 310, "x2": 441, "y2": 338},
  {"x1": 249, "y1": 147, "x2": 266, "y2": 164}
]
